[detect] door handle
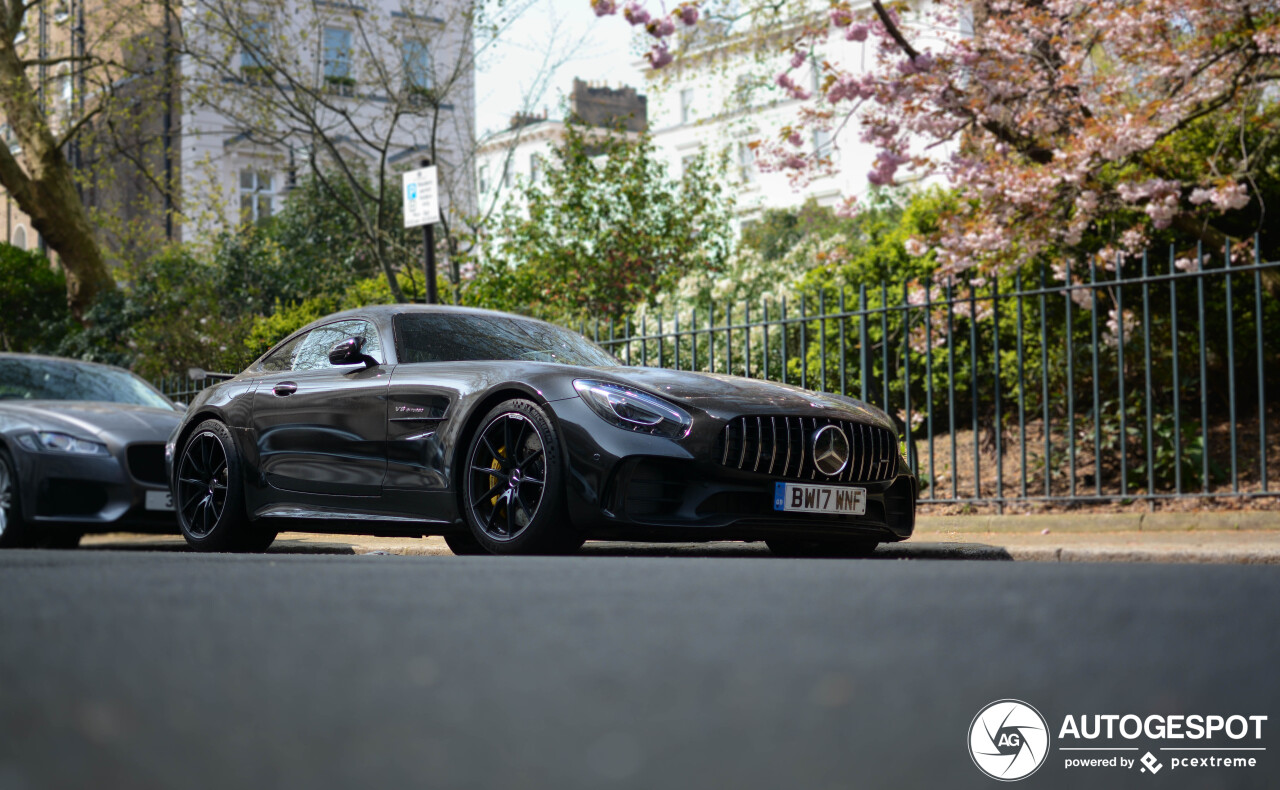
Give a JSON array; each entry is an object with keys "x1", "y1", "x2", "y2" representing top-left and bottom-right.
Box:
[{"x1": 273, "y1": 382, "x2": 298, "y2": 396}]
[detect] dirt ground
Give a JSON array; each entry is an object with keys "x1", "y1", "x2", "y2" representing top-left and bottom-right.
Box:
[{"x1": 912, "y1": 401, "x2": 1280, "y2": 515}]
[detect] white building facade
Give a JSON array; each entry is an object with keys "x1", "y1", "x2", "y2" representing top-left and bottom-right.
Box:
[
  {"x1": 474, "y1": 79, "x2": 648, "y2": 221},
  {"x1": 179, "y1": 0, "x2": 476, "y2": 240},
  {"x1": 640, "y1": 8, "x2": 887, "y2": 232}
]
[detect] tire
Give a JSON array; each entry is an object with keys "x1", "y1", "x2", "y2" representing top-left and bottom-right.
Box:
[
  {"x1": 766, "y1": 537, "x2": 879, "y2": 558},
  {"x1": 175, "y1": 419, "x2": 267, "y2": 552},
  {"x1": 0, "y1": 447, "x2": 36, "y2": 549},
  {"x1": 443, "y1": 531, "x2": 487, "y2": 555},
  {"x1": 459, "y1": 399, "x2": 578, "y2": 555},
  {"x1": 40, "y1": 529, "x2": 83, "y2": 549}
]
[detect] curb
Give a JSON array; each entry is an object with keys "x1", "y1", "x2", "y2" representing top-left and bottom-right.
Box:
[{"x1": 915, "y1": 511, "x2": 1280, "y2": 533}]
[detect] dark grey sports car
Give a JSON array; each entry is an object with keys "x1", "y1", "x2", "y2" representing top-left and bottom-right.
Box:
[
  {"x1": 166, "y1": 305, "x2": 916, "y2": 555},
  {"x1": 0, "y1": 354, "x2": 183, "y2": 548}
]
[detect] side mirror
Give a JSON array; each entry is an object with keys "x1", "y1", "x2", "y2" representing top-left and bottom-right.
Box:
[{"x1": 328, "y1": 336, "x2": 376, "y2": 368}]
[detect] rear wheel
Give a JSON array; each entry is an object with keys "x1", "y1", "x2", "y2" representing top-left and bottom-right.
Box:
[
  {"x1": 766, "y1": 537, "x2": 879, "y2": 558},
  {"x1": 176, "y1": 420, "x2": 273, "y2": 552},
  {"x1": 460, "y1": 399, "x2": 577, "y2": 555},
  {"x1": 0, "y1": 448, "x2": 36, "y2": 549}
]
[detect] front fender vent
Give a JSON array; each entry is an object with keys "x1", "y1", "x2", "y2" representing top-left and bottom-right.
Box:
[{"x1": 715, "y1": 416, "x2": 897, "y2": 484}]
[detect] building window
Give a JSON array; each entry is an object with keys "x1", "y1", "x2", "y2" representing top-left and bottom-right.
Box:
[
  {"x1": 813, "y1": 129, "x2": 834, "y2": 161},
  {"x1": 239, "y1": 169, "x2": 275, "y2": 224},
  {"x1": 529, "y1": 153, "x2": 542, "y2": 185},
  {"x1": 478, "y1": 164, "x2": 489, "y2": 194},
  {"x1": 241, "y1": 20, "x2": 270, "y2": 74},
  {"x1": 680, "y1": 88, "x2": 694, "y2": 124},
  {"x1": 737, "y1": 142, "x2": 756, "y2": 184},
  {"x1": 502, "y1": 161, "x2": 512, "y2": 189},
  {"x1": 322, "y1": 27, "x2": 353, "y2": 91},
  {"x1": 402, "y1": 40, "x2": 431, "y2": 94},
  {"x1": 11, "y1": 226, "x2": 26, "y2": 250}
]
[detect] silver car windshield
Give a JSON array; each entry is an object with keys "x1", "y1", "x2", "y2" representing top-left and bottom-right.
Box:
[{"x1": 0, "y1": 358, "x2": 174, "y2": 409}]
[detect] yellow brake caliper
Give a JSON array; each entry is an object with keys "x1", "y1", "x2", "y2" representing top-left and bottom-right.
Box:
[{"x1": 490, "y1": 446, "x2": 505, "y2": 507}]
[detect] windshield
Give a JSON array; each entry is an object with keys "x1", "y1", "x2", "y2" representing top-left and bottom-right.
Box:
[
  {"x1": 0, "y1": 357, "x2": 175, "y2": 409},
  {"x1": 394, "y1": 313, "x2": 619, "y2": 366}
]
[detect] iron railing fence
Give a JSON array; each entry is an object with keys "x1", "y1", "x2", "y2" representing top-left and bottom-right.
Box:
[
  {"x1": 155, "y1": 372, "x2": 234, "y2": 404},
  {"x1": 580, "y1": 242, "x2": 1278, "y2": 508}
]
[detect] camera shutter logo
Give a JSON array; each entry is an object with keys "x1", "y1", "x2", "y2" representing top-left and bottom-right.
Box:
[{"x1": 968, "y1": 699, "x2": 1050, "y2": 781}]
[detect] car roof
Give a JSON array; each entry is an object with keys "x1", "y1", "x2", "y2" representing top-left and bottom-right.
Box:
[
  {"x1": 0, "y1": 352, "x2": 136, "y2": 375},
  {"x1": 294, "y1": 303, "x2": 569, "y2": 337}
]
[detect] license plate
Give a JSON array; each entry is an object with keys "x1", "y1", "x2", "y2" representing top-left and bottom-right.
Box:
[
  {"x1": 773, "y1": 482, "x2": 866, "y2": 515},
  {"x1": 145, "y1": 490, "x2": 174, "y2": 511}
]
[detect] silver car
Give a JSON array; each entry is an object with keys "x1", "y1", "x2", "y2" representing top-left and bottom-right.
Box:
[{"x1": 0, "y1": 354, "x2": 183, "y2": 548}]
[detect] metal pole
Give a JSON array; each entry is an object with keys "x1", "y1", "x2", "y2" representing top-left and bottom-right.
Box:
[
  {"x1": 1169, "y1": 245, "x2": 1181, "y2": 495},
  {"x1": 1224, "y1": 239, "x2": 1238, "y2": 492},
  {"x1": 1256, "y1": 235, "x2": 1268, "y2": 492},
  {"x1": 420, "y1": 158, "x2": 437, "y2": 304}
]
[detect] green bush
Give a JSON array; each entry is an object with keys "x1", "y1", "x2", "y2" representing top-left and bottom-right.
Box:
[{"x1": 0, "y1": 244, "x2": 73, "y2": 353}]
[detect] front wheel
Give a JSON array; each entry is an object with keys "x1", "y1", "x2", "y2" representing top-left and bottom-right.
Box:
[
  {"x1": 176, "y1": 420, "x2": 272, "y2": 552},
  {"x1": 460, "y1": 399, "x2": 577, "y2": 555}
]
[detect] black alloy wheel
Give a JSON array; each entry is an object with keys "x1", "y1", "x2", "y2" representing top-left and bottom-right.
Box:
[
  {"x1": 177, "y1": 430, "x2": 229, "y2": 540},
  {"x1": 462, "y1": 399, "x2": 579, "y2": 555},
  {"x1": 176, "y1": 419, "x2": 274, "y2": 552}
]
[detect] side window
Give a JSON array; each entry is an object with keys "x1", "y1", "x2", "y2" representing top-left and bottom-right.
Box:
[
  {"x1": 291, "y1": 320, "x2": 384, "y2": 372},
  {"x1": 260, "y1": 332, "x2": 308, "y2": 372}
]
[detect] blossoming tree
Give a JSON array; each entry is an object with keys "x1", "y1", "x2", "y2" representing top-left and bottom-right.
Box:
[{"x1": 596, "y1": 0, "x2": 1280, "y2": 284}]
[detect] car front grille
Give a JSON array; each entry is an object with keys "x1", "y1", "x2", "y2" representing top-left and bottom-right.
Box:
[
  {"x1": 715, "y1": 415, "x2": 897, "y2": 483},
  {"x1": 126, "y1": 443, "x2": 167, "y2": 485}
]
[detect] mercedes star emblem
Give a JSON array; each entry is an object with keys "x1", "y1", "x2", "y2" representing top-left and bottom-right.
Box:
[{"x1": 812, "y1": 424, "x2": 850, "y2": 476}]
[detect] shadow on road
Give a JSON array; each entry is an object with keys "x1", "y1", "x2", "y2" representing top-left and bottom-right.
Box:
[{"x1": 74, "y1": 535, "x2": 1014, "y2": 560}]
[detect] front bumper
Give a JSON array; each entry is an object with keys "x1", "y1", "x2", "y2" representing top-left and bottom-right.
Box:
[
  {"x1": 11, "y1": 441, "x2": 177, "y2": 534},
  {"x1": 549, "y1": 396, "x2": 916, "y2": 543}
]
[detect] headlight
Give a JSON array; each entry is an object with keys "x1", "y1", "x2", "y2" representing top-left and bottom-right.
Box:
[
  {"x1": 36, "y1": 431, "x2": 108, "y2": 455},
  {"x1": 573, "y1": 380, "x2": 692, "y2": 439}
]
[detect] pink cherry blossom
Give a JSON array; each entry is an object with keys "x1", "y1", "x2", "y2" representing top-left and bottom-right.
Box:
[
  {"x1": 645, "y1": 43, "x2": 673, "y2": 68},
  {"x1": 677, "y1": 4, "x2": 699, "y2": 25},
  {"x1": 647, "y1": 16, "x2": 675, "y2": 37},
  {"x1": 623, "y1": 2, "x2": 650, "y2": 26}
]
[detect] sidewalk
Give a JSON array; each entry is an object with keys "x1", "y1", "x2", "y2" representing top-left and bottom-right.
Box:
[{"x1": 78, "y1": 510, "x2": 1280, "y2": 563}]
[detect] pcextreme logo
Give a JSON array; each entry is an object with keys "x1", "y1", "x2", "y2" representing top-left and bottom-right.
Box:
[{"x1": 968, "y1": 701, "x2": 1269, "y2": 781}]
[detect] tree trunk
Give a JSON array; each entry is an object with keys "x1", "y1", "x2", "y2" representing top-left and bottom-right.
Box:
[{"x1": 0, "y1": 34, "x2": 114, "y2": 321}]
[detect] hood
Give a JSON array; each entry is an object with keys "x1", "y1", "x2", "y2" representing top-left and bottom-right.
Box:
[
  {"x1": 590, "y1": 367, "x2": 894, "y2": 429},
  {"x1": 0, "y1": 400, "x2": 183, "y2": 444}
]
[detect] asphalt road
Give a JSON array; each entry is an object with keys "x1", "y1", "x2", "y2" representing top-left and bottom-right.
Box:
[{"x1": 0, "y1": 550, "x2": 1276, "y2": 790}]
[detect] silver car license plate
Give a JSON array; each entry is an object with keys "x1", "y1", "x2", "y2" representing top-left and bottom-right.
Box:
[
  {"x1": 145, "y1": 490, "x2": 174, "y2": 511},
  {"x1": 773, "y1": 482, "x2": 866, "y2": 515}
]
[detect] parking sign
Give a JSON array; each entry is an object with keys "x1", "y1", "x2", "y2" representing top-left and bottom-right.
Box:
[{"x1": 402, "y1": 166, "x2": 439, "y2": 227}]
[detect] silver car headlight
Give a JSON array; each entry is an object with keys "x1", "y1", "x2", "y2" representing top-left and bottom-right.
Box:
[
  {"x1": 573, "y1": 380, "x2": 692, "y2": 439},
  {"x1": 36, "y1": 431, "x2": 108, "y2": 455}
]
